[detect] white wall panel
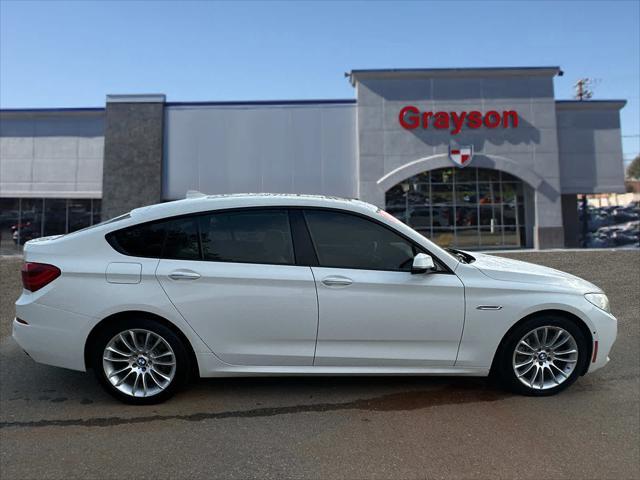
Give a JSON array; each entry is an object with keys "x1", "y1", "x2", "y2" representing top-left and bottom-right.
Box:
[
  {"x1": 163, "y1": 103, "x2": 358, "y2": 200},
  {"x1": 0, "y1": 111, "x2": 104, "y2": 198}
]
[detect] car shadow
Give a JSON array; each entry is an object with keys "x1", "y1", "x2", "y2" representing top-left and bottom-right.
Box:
[
  {"x1": 188, "y1": 375, "x2": 511, "y2": 412},
  {"x1": 2, "y1": 340, "x2": 512, "y2": 416}
]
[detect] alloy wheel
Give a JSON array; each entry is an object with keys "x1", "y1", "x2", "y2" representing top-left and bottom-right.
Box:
[
  {"x1": 512, "y1": 326, "x2": 579, "y2": 390},
  {"x1": 102, "y1": 329, "x2": 177, "y2": 398}
]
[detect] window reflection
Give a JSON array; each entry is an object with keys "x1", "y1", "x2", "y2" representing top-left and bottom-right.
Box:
[
  {"x1": 92, "y1": 199, "x2": 102, "y2": 224},
  {"x1": 0, "y1": 198, "x2": 102, "y2": 254},
  {"x1": 68, "y1": 199, "x2": 93, "y2": 232},
  {"x1": 18, "y1": 199, "x2": 43, "y2": 245},
  {"x1": 44, "y1": 199, "x2": 68, "y2": 236},
  {"x1": 431, "y1": 184, "x2": 453, "y2": 204},
  {"x1": 0, "y1": 198, "x2": 20, "y2": 254},
  {"x1": 385, "y1": 167, "x2": 524, "y2": 250}
]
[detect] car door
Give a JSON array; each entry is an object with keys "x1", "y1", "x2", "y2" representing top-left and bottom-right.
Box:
[
  {"x1": 156, "y1": 209, "x2": 319, "y2": 366},
  {"x1": 302, "y1": 209, "x2": 465, "y2": 367}
]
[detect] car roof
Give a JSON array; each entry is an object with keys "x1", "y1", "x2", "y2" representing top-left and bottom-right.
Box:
[{"x1": 130, "y1": 193, "x2": 379, "y2": 222}]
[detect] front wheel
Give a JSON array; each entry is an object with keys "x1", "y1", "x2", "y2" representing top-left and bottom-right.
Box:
[
  {"x1": 497, "y1": 315, "x2": 589, "y2": 396},
  {"x1": 91, "y1": 317, "x2": 190, "y2": 404}
]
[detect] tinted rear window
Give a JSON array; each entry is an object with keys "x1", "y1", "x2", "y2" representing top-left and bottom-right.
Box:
[
  {"x1": 106, "y1": 220, "x2": 168, "y2": 258},
  {"x1": 163, "y1": 217, "x2": 200, "y2": 260},
  {"x1": 106, "y1": 209, "x2": 294, "y2": 265}
]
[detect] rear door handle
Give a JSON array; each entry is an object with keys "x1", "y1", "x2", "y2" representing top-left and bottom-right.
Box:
[
  {"x1": 169, "y1": 270, "x2": 201, "y2": 281},
  {"x1": 322, "y1": 276, "x2": 353, "y2": 287}
]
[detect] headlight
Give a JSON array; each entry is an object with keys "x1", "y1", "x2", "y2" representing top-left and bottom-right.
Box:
[{"x1": 585, "y1": 293, "x2": 611, "y2": 313}]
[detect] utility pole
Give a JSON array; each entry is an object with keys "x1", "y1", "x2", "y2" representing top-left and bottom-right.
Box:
[
  {"x1": 574, "y1": 78, "x2": 594, "y2": 101},
  {"x1": 576, "y1": 77, "x2": 594, "y2": 247},
  {"x1": 581, "y1": 194, "x2": 589, "y2": 247}
]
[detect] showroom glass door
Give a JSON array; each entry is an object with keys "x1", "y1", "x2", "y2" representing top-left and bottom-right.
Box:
[{"x1": 385, "y1": 167, "x2": 526, "y2": 249}]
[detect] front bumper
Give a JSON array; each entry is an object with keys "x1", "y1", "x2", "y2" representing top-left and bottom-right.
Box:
[{"x1": 586, "y1": 306, "x2": 617, "y2": 373}]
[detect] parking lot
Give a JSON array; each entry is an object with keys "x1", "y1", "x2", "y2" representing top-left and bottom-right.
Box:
[{"x1": 1, "y1": 250, "x2": 638, "y2": 480}]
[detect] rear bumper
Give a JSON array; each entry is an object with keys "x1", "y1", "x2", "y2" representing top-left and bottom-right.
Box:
[{"x1": 13, "y1": 301, "x2": 92, "y2": 372}]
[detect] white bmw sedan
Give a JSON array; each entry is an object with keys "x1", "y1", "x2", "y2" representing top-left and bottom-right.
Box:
[{"x1": 13, "y1": 194, "x2": 617, "y2": 404}]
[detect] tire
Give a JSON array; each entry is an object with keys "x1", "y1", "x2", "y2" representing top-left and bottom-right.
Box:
[
  {"x1": 496, "y1": 314, "x2": 589, "y2": 396},
  {"x1": 90, "y1": 316, "x2": 190, "y2": 405}
]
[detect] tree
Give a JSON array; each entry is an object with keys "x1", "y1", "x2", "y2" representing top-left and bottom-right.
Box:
[{"x1": 627, "y1": 155, "x2": 640, "y2": 179}]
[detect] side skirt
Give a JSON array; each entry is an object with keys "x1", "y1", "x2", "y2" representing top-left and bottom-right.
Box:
[{"x1": 195, "y1": 353, "x2": 489, "y2": 378}]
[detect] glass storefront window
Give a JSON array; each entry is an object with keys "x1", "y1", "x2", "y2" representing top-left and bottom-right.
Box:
[
  {"x1": 431, "y1": 184, "x2": 453, "y2": 205},
  {"x1": 456, "y1": 206, "x2": 478, "y2": 227},
  {"x1": 503, "y1": 205, "x2": 518, "y2": 225},
  {"x1": 68, "y1": 199, "x2": 93, "y2": 232},
  {"x1": 480, "y1": 227, "x2": 503, "y2": 247},
  {"x1": 430, "y1": 168, "x2": 454, "y2": 184},
  {"x1": 502, "y1": 183, "x2": 520, "y2": 204},
  {"x1": 432, "y1": 206, "x2": 454, "y2": 227},
  {"x1": 44, "y1": 199, "x2": 68, "y2": 237},
  {"x1": 503, "y1": 226, "x2": 521, "y2": 247},
  {"x1": 407, "y1": 188, "x2": 430, "y2": 208},
  {"x1": 479, "y1": 205, "x2": 500, "y2": 226},
  {"x1": 385, "y1": 167, "x2": 526, "y2": 249},
  {"x1": 501, "y1": 171, "x2": 519, "y2": 182},
  {"x1": 455, "y1": 184, "x2": 477, "y2": 204},
  {"x1": 386, "y1": 186, "x2": 405, "y2": 203},
  {"x1": 0, "y1": 197, "x2": 102, "y2": 254},
  {"x1": 92, "y1": 199, "x2": 102, "y2": 224},
  {"x1": 432, "y1": 228, "x2": 455, "y2": 247},
  {"x1": 411, "y1": 172, "x2": 430, "y2": 183},
  {"x1": 478, "y1": 183, "x2": 498, "y2": 204},
  {"x1": 19, "y1": 199, "x2": 44, "y2": 245},
  {"x1": 478, "y1": 169, "x2": 500, "y2": 182},
  {"x1": 0, "y1": 198, "x2": 20, "y2": 255},
  {"x1": 409, "y1": 206, "x2": 431, "y2": 229},
  {"x1": 455, "y1": 227, "x2": 480, "y2": 248},
  {"x1": 455, "y1": 168, "x2": 477, "y2": 183}
]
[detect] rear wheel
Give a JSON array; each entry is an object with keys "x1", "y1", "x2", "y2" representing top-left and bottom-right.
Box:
[
  {"x1": 91, "y1": 317, "x2": 190, "y2": 404},
  {"x1": 497, "y1": 315, "x2": 589, "y2": 396}
]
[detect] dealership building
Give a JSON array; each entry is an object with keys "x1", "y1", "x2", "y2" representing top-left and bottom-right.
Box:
[{"x1": 0, "y1": 66, "x2": 627, "y2": 253}]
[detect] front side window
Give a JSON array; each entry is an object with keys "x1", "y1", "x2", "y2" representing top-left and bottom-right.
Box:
[
  {"x1": 303, "y1": 210, "x2": 416, "y2": 271},
  {"x1": 198, "y1": 209, "x2": 294, "y2": 265}
]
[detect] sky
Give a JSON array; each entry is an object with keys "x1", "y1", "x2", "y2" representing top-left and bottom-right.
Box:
[{"x1": 1, "y1": 0, "x2": 639, "y2": 164}]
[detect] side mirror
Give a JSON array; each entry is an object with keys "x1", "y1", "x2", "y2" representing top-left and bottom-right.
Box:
[{"x1": 411, "y1": 253, "x2": 435, "y2": 274}]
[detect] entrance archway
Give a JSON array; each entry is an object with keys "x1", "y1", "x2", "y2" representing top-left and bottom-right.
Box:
[{"x1": 385, "y1": 167, "x2": 527, "y2": 249}]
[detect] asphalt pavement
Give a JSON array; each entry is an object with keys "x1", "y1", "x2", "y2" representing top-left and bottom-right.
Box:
[{"x1": 1, "y1": 251, "x2": 638, "y2": 480}]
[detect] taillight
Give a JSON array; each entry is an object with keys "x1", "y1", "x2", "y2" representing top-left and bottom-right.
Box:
[{"x1": 21, "y1": 262, "x2": 61, "y2": 292}]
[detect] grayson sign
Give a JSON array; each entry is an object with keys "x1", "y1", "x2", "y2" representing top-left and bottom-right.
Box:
[{"x1": 398, "y1": 106, "x2": 519, "y2": 134}]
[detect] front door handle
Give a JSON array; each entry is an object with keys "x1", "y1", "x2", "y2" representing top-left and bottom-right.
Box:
[
  {"x1": 322, "y1": 276, "x2": 353, "y2": 287},
  {"x1": 169, "y1": 270, "x2": 201, "y2": 281}
]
